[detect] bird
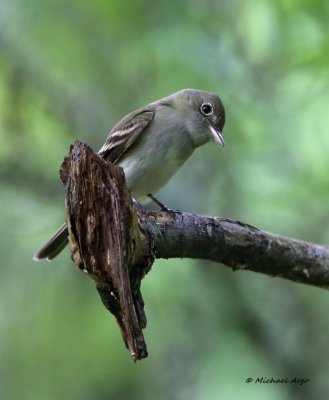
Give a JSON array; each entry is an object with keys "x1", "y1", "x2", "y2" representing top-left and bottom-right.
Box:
[{"x1": 33, "y1": 88, "x2": 225, "y2": 261}]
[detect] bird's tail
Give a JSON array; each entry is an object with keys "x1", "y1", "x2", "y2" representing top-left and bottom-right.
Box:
[{"x1": 33, "y1": 223, "x2": 69, "y2": 261}]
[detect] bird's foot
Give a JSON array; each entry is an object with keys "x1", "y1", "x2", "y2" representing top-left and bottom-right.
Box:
[
  {"x1": 132, "y1": 196, "x2": 145, "y2": 212},
  {"x1": 147, "y1": 193, "x2": 181, "y2": 214}
]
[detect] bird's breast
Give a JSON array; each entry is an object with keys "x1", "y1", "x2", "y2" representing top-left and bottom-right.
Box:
[{"x1": 117, "y1": 123, "x2": 194, "y2": 199}]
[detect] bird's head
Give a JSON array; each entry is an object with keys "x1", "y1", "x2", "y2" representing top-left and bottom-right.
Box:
[{"x1": 172, "y1": 88, "x2": 225, "y2": 148}]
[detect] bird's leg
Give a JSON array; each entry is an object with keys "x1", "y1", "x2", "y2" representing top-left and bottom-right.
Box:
[
  {"x1": 132, "y1": 196, "x2": 144, "y2": 212},
  {"x1": 147, "y1": 193, "x2": 171, "y2": 212}
]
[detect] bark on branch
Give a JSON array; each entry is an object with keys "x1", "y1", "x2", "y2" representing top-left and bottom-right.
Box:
[{"x1": 60, "y1": 141, "x2": 329, "y2": 360}]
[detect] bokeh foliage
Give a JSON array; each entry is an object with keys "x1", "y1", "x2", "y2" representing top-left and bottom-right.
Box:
[{"x1": 1, "y1": 1, "x2": 329, "y2": 399}]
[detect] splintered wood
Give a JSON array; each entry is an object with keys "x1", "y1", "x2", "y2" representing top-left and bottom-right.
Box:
[{"x1": 60, "y1": 141, "x2": 154, "y2": 360}]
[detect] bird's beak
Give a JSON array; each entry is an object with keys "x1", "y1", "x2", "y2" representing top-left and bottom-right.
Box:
[{"x1": 209, "y1": 124, "x2": 225, "y2": 146}]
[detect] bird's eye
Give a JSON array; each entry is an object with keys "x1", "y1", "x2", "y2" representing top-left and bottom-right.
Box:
[{"x1": 200, "y1": 103, "x2": 213, "y2": 116}]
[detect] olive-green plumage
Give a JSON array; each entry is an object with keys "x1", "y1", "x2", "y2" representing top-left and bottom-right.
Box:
[{"x1": 34, "y1": 89, "x2": 225, "y2": 261}]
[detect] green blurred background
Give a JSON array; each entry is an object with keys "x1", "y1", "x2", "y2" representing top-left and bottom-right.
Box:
[{"x1": 1, "y1": 0, "x2": 329, "y2": 399}]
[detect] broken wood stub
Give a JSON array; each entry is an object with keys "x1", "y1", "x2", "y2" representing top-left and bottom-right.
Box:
[{"x1": 60, "y1": 140, "x2": 154, "y2": 360}]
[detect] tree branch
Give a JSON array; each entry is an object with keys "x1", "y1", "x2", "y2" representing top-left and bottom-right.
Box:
[
  {"x1": 60, "y1": 141, "x2": 154, "y2": 361},
  {"x1": 142, "y1": 211, "x2": 329, "y2": 289},
  {"x1": 60, "y1": 141, "x2": 329, "y2": 360}
]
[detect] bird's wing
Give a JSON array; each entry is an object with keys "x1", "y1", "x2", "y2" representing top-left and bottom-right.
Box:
[{"x1": 98, "y1": 109, "x2": 155, "y2": 163}]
